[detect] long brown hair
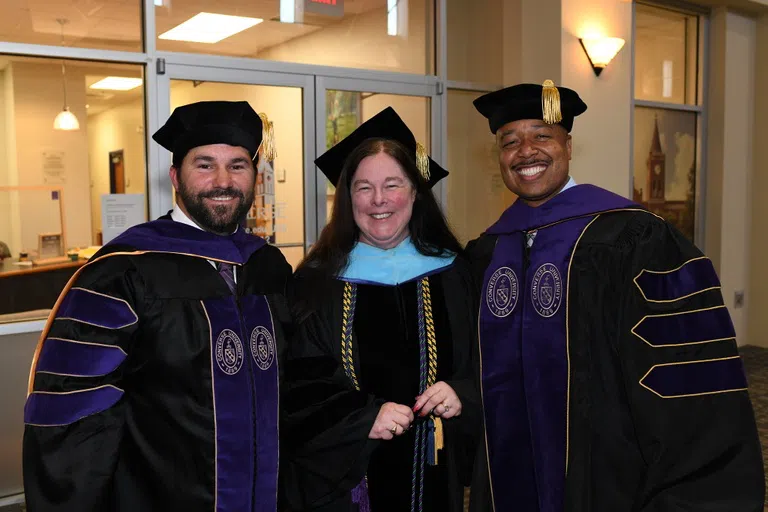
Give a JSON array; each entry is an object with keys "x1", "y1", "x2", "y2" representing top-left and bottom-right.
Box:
[{"x1": 298, "y1": 138, "x2": 462, "y2": 278}]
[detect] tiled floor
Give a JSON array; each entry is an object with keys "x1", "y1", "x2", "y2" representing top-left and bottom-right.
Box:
[{"x1": 740, "y1": 344, "x2": 768, "y2": 504}]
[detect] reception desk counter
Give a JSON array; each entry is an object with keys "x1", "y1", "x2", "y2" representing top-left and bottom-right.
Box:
[{"x1": 0, "y1": 259, "x2": 85, "y2": 316}]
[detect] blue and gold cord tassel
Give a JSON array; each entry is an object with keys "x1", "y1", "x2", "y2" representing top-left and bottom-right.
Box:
[
  {"x1": 340, "y1": 281, "x2": 371, "y2": 511},
  {"x1": 341, "y1": 281, "x2": 359, "y2": 390},
  {"x1": 421, "y1": 277, "x2": 444, "y2": 466}
]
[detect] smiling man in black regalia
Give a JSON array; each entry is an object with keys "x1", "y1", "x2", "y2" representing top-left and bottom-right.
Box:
[
  {"x1": 467, "y1": 80, "x2": 764, "y2": 511},
  {"x1": 23, "y1": 101, "x2": 292, "y2": 512}
]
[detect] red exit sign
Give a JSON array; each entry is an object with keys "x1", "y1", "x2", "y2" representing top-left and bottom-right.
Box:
[{"x1": 305, "y1": 0, "x2": 343, "y2": 16}]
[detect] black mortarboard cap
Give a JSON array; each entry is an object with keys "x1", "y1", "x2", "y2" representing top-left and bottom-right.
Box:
[
  {"x1": 152, "y1": 100, "x2": 276, "y2": 163},
  {"x1": 315, "y1": 106, "x2": 448, "y2": 189},
  {"x1": 473, "y1": 80, "x2": 588, "y2": 134}
]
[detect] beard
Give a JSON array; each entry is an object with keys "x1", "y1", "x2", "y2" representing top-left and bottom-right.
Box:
[{"x1": 177, "y1": 179, "x2": 255, "y2": 235}]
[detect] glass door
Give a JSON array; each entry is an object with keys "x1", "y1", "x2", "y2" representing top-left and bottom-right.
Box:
[
  {"x1": 314, "y1": 76, "x2": 441, "y2": 228},
  {"x1": 154, "y1": 65, "x2": 316, "y2": 269}
]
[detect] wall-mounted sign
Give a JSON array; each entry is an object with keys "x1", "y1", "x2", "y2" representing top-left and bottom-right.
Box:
[{"x1": 305, "y1": 0, "x2": 344, "y2": 17}]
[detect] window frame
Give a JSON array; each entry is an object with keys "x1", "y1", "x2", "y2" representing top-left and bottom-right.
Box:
[{"x1": 630, "y1": 0, "x2": 710, "y2": 248}]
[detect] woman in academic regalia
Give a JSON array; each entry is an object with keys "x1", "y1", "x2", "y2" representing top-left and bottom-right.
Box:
[{"x1": 281, "y1": 107, "x2": 481, "y2": 512}]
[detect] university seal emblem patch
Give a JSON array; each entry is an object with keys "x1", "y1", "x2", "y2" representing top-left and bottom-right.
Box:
[
  {"x1": 486, "y1": 267, "x2": 519, "y2": 318},
  {"x1": 251, "y1": 326, "x2": 276, "y2": 371},
  {"x1": 215, "y1": 329, "x2": 244, "y2": 375},
  {"x1": 531, "y1": 263, "x2": 563, "y2": 318}
]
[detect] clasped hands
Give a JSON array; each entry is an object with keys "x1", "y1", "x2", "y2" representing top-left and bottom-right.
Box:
[{"x1": 368, "y1": 381, "x2": 462, "y2": 440}]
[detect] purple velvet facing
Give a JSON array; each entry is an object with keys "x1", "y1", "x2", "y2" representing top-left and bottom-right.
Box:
[
  {"x1": 204, "y1": 297, "x2": 255, "y2": 512},
  {"x1": 203, "y1": 295, "x2": 279, "y2": 512},
  {"x1": 108, "y1": 219, "x2": 265, "y2": 264},
  {"x1": 633, "y1": 306, "x2": 736, "y2": 347},
  {"x1": 24, "y1": 386, "x2": 123, "y2": 426},
  {"x1": 485, "y1": 184, "x2": 640, "y2": 234},
  {"x1": 641, "y1": 357, "x2": 748, "y2": 397},
  {"x1": 57, "y1": 288, "x2": 137, "y2": 329},
  {"x1": 635, "y1": 257, "x2": 720, "y2": 302},
  {"x1": 35, "y1": 338, "x2": 126, "y2": 377},
  {"x1": 480, "y1": 185, "x2": 638, "y2": 511},
  {"x1": 239, "y1": 295, "x2": 280, "y2": 512}
]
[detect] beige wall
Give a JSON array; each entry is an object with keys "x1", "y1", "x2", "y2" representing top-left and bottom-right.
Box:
[
  {"x1": 706, "y1": 9, "x2": 757, "y2": 343},
  {"x1": 561, "y1": 0, "x2": 632, "y2": 195},
  {"x1": 12, "y1": 61, "x2": 91, "y2": 252},
  {"x1": 87, "y1": 99, "x2": 147, "y2": 241},
  {"x1": 445, "y1": 89, "x2": 515, "y2": 244},
  {"x1": 747, "y1": 13, "x2": 768, "y2": 347},
  {"x1": 446, "y1": 0, "x2": 504, "y2": 84}
]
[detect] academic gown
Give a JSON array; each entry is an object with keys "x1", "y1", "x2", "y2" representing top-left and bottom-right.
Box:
[
  {"x1": 281, "y1": 243, "x2": 481, "y2": 512},
  {"x1": 467, "y1": 184, "x2": 765, "y2": 512},
  {"x1": 23, "y1": 215, "x2": 293, "y2": 512}
]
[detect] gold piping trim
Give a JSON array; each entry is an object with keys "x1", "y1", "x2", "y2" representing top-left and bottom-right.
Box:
[
  {"x1": 200, "y1": 300, "x2": 219, "y2": 512},
  {"x1": 631, "y1": 305, "x2": 735, "y2": 348},
  {"x1": 34, "y1": 337, "x2": 126, "y2": 377},
  {"x1": 477, "y1": 238, "x2": 498, "y2": 512},
  {"x1": 520, "y1": 207, "x2": 661, "y2": 233},
  {"x1": 639, "y1": 356, "x2": 747, "y2": 398},
  {"x1": 633, "y1": 256, "x2": 720, "y2": 303},
  {"x1": 25, "y1": 384, "x2": 124, "y2": 427},
  {"x1": 261, "y1": 297, "x2": 281, "y2": 505},
  {"x1": 42, "y1": 337, "x2": 128, "y2": 356},
  {"x1": 56, "y1": 286, "x2": 139, "y2": 330},
  {"x1": 565, "y1": 215, "x2": 600, "y2": 473}
]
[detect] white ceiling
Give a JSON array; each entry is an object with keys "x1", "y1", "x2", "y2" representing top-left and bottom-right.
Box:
[{"x1": 0, "y1": 0, "x2": 387, "y2": 55}]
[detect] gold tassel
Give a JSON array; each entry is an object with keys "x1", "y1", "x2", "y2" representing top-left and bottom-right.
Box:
[
  {"x1": 541, "y1": 79, "x2": 562, "y2": 125},
  {"x1": 416, "y1": 142, "x2": 430, "y2": 182},
  {"x1": 433, "y1": 416, "x2": 444, "y2": 464},
  {"x1": 257, "y1": 112, "x2": 277, "y2": 162}
]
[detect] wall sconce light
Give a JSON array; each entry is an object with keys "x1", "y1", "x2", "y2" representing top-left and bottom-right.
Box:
[{"x1": 579, "y1": 37, "x2": 625, "y2": 76}]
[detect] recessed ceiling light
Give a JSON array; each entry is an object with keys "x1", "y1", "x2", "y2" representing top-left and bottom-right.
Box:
[
  {"x1": 89, "y1": 77, "x2": 143, "y2": 91},
  {"x1": 158, "y1": 12, "x2": 263, "y2": 44}
]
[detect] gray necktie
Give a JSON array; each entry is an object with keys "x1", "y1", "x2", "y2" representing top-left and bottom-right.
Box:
[{"x1": 217, "y1": 262, "x2": 236, "y2": 294}]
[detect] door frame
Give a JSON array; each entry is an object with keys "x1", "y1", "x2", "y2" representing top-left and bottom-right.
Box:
[
  {"x1": 152, "y1": 61, "x2": 442, "y2": 251},
  {"x1": 152, "y1": 64, "x2": 317, "y2": 250},
  {"x1": 314, "y1": 76, "x2": 443, "y2": 227}
]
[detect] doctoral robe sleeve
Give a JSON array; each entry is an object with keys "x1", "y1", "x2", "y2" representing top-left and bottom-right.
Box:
[
  {"x1": 613, "y1": 214, "x2": 764, "y2": 510},
  {"x1": 23, "y1": 254, "x2": 143, "y2": 512},
  {"x1": 281, "y1": 282, "x2": 384, "y2": 511}
]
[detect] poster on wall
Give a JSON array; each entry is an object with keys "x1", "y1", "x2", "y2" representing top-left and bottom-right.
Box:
[
  {"x1": 42, "y1": 150, "x2": 66, "y2": 184},
  {"x1": 247, "y1": 156, "x2": 286, "y2": 244},
  {"x1": 101, "y1": 194, "x2": 146, "y2": 244}
]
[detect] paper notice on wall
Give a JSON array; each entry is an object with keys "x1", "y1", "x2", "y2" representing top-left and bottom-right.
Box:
[
  {"x1": 42, "y1": 150, "x2": 66, "y2": 184},
  {"x1": 101, "y1": 194, "x2": 146, "y2": 244}
]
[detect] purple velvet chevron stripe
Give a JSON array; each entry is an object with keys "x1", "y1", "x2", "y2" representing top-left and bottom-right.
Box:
[
  {"x1": 35, "y1": 338, "x2": 126, "y2": 377},
  {"x1": 57, "y1": 288, "x2": 137, "y2": 329},
  {"x1": 24, "y1": 386, "x2": 123, "y2": 426},
  {"x1": 641, "y1": 357, "x2": 748, "y2": 398},
  {"x1": 486, "y1": 184, "x2": 639, "y2": 234},
  {"x1": 633, "y1": 306, "x2": 736, "y2": 347},
  {"x1": 239, "y1": 295, "x2": 279, "y2": 512},
  {"x1": 635, "y1": 257, "x2": 720, "y2": 302},
  {"x1": 203, "y1": 297, "x2": 255, "y2": 512},
  {"x1": 109, "y1": 219, "x2": 266, "y2": 265}
]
